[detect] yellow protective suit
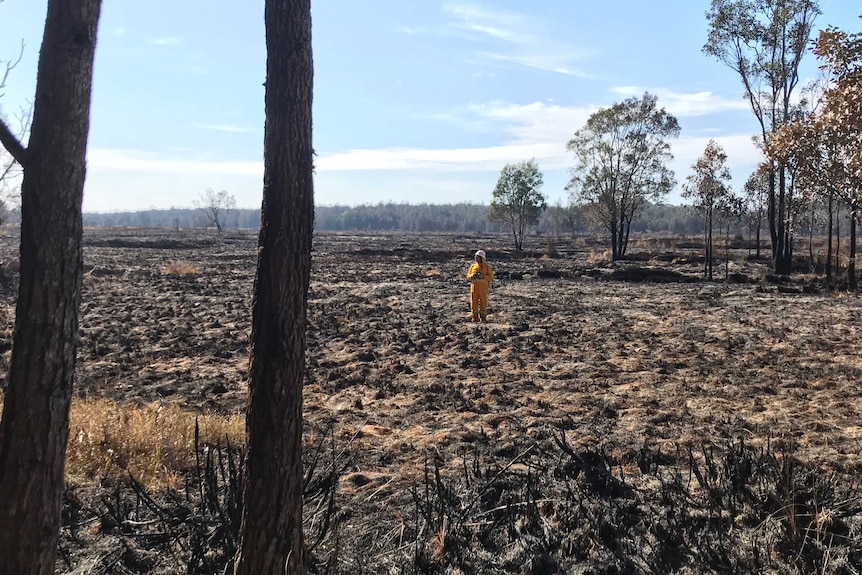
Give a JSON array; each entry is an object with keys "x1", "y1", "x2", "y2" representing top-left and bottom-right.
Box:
[{"x1": 466, "y1": 259, "x2": 494, "y2": 321}]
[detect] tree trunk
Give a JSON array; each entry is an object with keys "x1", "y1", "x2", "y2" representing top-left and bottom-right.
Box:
[
  {"x1": 622, "y1": 218, "x2": 631, "y2": 259},
  {"x1": 849, "y1": 211, "x2": 857, "y2": 291},
  {"x1": 513, "y1": 216, "x2": 522, "y2": 251},
  {"x1": 768, "y1": 166, "x2": 777, "y2": 259},
  {"x1": 808, "y1": 202, "x2": 815, "y2": 271},
  {"x1": 827, "y1": 191, "x2": 833, "y2": 282},
  {"x1": 610, "y1": 217, "x2": 619, "y2": 261},
  {"x1": 0, "y1": 1, "x2": 102, "y2": 573},
  {"x1": 703, "y1": 215, "x2": 709, "y2": 279},
  {"x1": 707, "y1": 213, "x2": 713, "y2": 281},
  {"x1": 233, "y1": 0, "x2": 313, "y2": 574},
  {"x1": 774, "y1": 166, "x2": 792, "y2": 275},
  {"x1": 836, "y1": 204, "x2": 841, "y2": 273},
  {"x1": 725, "y1": 222, "x2": 730, "y2": 279}
]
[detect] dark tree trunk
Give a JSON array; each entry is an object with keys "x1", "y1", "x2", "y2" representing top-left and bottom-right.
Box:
[
  {"x1": 0, "y1": 1, "x2": 102, "y2": 573},
  {"x1": 707, "y1": 214, "x2": 713, "y2": 281},
  {"x1": 774, "y1": 167, "x2": 792, "y2": 275},
  {"x1": 849, "y1": 211, "x2": 857, "y2": 291},
  {"x1": 836, "y1": 204, "x2": 841, "y2": 273},
  {"x1": 703, "y1": 216, "x2": 709, "y2": 279},
  {"x1": 768, "y1": 167, "x2": 777, "y2": 259},
  {"x1": 726, "y1": 222, "x2": 731, "y2": 279},
  {"x1": 827, "y1": 191, "x2": 833, "y2": 282},
  {"x1": 808, "y1": 203, "x2": 815, "y2": 271},
  {"x1": 233, "y1": 0, "x2": 313, "y2": 573},
  {"x1": 622, "y1": 218, "x2": 632, "y2": 259}
]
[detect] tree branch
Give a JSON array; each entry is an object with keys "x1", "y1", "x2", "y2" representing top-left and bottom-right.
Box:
[{"x1": 0, "y1": 117, "x2": 27, "y2": 167}]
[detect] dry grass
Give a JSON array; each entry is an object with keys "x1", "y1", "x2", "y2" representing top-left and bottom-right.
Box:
[
  {"x1": 0, "y1": 391, "x2": 244, "y2": 490},
  {"x1": 585, "y1": 248, "x2": 612, "y2": 265},
  {"x1": 162, "y1": 261, "x2": 200, "y2": 277}
]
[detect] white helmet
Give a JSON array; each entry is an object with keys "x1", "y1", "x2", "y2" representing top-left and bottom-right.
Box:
[{"x1": 475, "y1": 250, "x2": 486, "y2": 259}]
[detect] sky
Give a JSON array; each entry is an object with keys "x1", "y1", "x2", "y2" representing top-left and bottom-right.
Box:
[{"x1": 0, "y1": 1, "x2": 859, "y2": 213}]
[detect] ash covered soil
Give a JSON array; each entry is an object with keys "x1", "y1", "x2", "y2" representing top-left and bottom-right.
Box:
[{"x1": 3, "y1": 227, "x2": 862, "y2": 572}]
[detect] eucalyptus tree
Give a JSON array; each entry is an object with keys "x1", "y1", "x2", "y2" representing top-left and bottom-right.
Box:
[
  {"x1": 767, "y1": 23, "x2": 862, "y2": 288},
  {"x1": 489, "y1": 159, "x2": 546, "y2": 251},
  {"x1": 566, "y1": 93, "x2": 679, "y2": 260},
  {"x1": 683, "y1": 140, "x2": 735, "y2": 280},
  {"x1": 705, "y1": 0, "x2": 821, "y2": 274}
]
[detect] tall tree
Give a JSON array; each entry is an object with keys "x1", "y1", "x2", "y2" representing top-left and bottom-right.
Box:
[
  {"x1": 683, "y1": 140, "x2": 734, "y2": 280},
  {"x1": 767, "y1": 21, "x2": 862, "y2": 288},
  {"x1": 567, "y1": 92, "x2": 679, "y2": 260},
  {"x1": 743, "y1": 167, "x2": 770, "y2": 258},
  {"x1": 233, "y1": 0, "x2": 313, "y2": 573},
  {"x1": 0, "y1": 1, "x2": 102, "y2": 573},
  {"x1": 488, "y1": 159, "x2": 546, "y2": 250},
  {"x1": 704, "y1": 0, "x2": 820, "y2": 274}
]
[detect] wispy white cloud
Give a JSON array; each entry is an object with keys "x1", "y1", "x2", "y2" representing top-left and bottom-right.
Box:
[
  {"x1": 197, "y1": 123, "x2": 256, "y2": 134},
  {"x1": 150, "y1": 36, "x2": 183, "y2": 46},
  {"x1": 88, "y1": 148, "x2": 261, "y2": 176},
  {"x1": 398, "y1": 3, "x2": 592, "y2": 77},
  {"x1": 86, "y1": 87, "x2": 764, "y2": 203},
  {"x1": 611, "y1": 86, "x2": 751, "y2": 117}
]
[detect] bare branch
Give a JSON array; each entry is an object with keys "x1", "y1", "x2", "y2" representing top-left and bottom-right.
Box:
[
  {"x1": 0, "y1": 39, "x2": 25, "y2": 99},
  {"x1": 0, "y1": 34, "x2": 28, "y2": 167},
  {"x1": 0, "y1": 117, "x2": 26, "y2": 166}
]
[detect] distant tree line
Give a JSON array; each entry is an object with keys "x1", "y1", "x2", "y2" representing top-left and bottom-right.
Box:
[
  {"x1": 55, "y1": 202, "x2": 732, "y2": 236},
  {"x1": 1, "y1": 200, "x2": 846, "y2": 247}
]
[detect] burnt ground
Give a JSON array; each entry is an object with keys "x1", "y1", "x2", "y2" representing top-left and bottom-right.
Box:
[{"x1": 2, "y1": 228, "x2": 862, "y2": 573}]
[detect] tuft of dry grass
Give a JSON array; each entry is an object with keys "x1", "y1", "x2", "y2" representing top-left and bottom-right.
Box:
[
  {"x1": 163, "y1": 261, "x2": 200, "y2": 277},
  {"x1": 586, "y1": 248, "x2": 612, "y2": 266},
  {"x1": 67, "y1": 399, "x2": 244, "y2": 489},
  {"x1": 0, "y1": 391, "x2": 244, "y2": 490}
]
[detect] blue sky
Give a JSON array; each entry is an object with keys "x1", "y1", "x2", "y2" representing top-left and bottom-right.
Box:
[{"x1": 0, "y1": 1, "x2": 859, "y2": 212}]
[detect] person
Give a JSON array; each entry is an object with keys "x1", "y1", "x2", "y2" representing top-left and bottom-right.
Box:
[{"x1": 466, "y1": 249, "x2": 494, "y2": 322}]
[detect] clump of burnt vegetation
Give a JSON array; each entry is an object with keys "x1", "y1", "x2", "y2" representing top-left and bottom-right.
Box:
[
  {"x1": 57, "y1": 421, "x2": 351, "y2": 574},
  {"x1": 58, "y1": 429, "x2": 862, "y2": 574}
]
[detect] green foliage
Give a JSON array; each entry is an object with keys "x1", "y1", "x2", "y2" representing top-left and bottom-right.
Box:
[
  {"x1": 488, "y1": 159, "x2": 547, "y2": 250},
  {"x1": 567, "y1": 92, "x2": 679, "y2": 260}
]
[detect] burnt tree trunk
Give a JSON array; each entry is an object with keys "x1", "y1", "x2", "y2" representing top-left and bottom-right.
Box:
[
  {"x1": 774, "y1": 166, "x2": 792, "y2": 275},
  {"x1": 0, "y1": 1, "x2": 102, "y2": 573},
  {"x1": 827, "y1": 190, "x2": 833, "y2": 282},
  {"x1": 849, "y1": 211, "x2": 857, "y2": 291},
  {"x1": 233, "y1": 0, "x2": 313, "y2": 573},
  {"x1": 836, "y1": 204, "x2": 841, "y2": 273}
]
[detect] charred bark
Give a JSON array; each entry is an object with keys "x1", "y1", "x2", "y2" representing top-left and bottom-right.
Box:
[
  {"x1": 0, "y1": 1, "x2": 102, "y2": 573},
  {"x1": 826, "y1": 190, "x2": 833, "y2": 282},
  {"x1": 849, "y1": 212, "x2": 857, "y2": 291},
  {"x1": 233, "y1": 0, "x2": 314, "y2": 573}
]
